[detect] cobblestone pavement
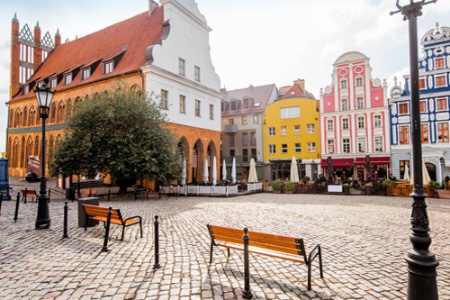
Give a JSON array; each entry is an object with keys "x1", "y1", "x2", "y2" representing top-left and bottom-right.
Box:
[{"x1": 0, "y1": 177, "x2": 449, "y2": 300}]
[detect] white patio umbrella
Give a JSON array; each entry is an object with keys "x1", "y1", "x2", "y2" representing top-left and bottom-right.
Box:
[
  {"x1": 203, "y1": 158, "x2": 209, "y2": 183},
  {"x1": 410, "y1": 160, "x2": 431, "y2": 186},
  {"x1": 181, "y1": 158, "x2": 187, "y2": 186},
  {"x1": 290, "y1": 156, "x2": 300, "y2": 183},
  {"x1": 232, "y1": 157, "x2": 236, "y2": 184},
  {"x1": 248, "y1": 158, "x2": 258, "y2": 183},
  {"x1": 222, "y1": 159, "x2": 227, "y2": 181},
  {"x1": 212, "y1": 156, "x2": 217, "y2": 185},
  {"x1": 403, "y1": 164, "x2": 410, "y2": 182}
]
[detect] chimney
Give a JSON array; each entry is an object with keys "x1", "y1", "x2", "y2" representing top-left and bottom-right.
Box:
[
  {"x1": 294, "y1": 79, "x2": 305, "y2": 91},
  {"x1": 54, "y1": 28, "x2": 61, "y2": 47},
  {"x1": 34, "y1": 21, "x2": 42, "y2": 70},
  {"x1": 148, "y1": 0, "x2": 158, "y2": 16}
]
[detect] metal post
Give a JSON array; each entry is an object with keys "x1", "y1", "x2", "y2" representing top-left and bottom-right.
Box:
[
  {"x1": 242, "y1": 227, "x2": 253, "y2": 299},
  {"x1": 24, "y1": 188, "x2": 27, "y2": 204},
  {"x1": 14, "y1": 192, "x2": 20, "y2": 222},
  {"x1": 63, "y1": 202, "x2": 69, "y2": 238},
  {"x1": 0, "y1": 194, "x2": 2, "y2": 215},
  {"x1": 36, "y1": 113, "x2": 50, "y2": 229},
  {"x1": 102, "y1": 207, "x2": 112, "y2": 252},
  {"x1": 153, "y1": 215, "x2": 161, "y2": 270},
  {"x1": 390, "y1": 1, "x2": 439, "y2": 299}
]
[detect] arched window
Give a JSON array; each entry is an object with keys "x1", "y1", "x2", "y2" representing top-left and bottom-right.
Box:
[
  {"x1": 9, "y1": 109, "x2": 13, "y2": 127},
  {"x1": 50, "y1": 102, "x2": 57, "y2": 123},
  {"x1": 25, "y1": 136, "x2": 33, "y2": 169},
  {"x1": 23, "y1": 107, "x2": 28, "y2": 126},
  {"x1": 20, "y1": 136, "x2": 25, "y2": 168},
  {"x1": 57, "y1": 100, "x2": 65, "y2": 123},
  {"x1": 48, "y1": 135, "x2": 55, "y2": 166},
  {"x1": 13, "y1": 137, "x2": 20, "y2": 168},
  {"x1": 34, "y1": 136, "x2": 40, "y2": 157},
  {"x1": 67, "y1": 99, "x2": 73, "y2": 118},
  {"x1": 14, "y1": 109, "x2": 21, "y2": 128},
  {"x1": 28, "y1": 106, "x2": 35, "y2": 126}
]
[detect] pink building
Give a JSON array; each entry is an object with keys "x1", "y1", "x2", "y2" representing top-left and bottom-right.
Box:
[{"x1": 320, "y1": 51, "x2": 390, "y2": 183}]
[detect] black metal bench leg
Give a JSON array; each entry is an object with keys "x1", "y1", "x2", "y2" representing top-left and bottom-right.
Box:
[
  {"x1": 210, "y1": 241, "x2": 214, "y2": 263},
  {"x1": 121, "y1": 226, "x2": 125, "y2": 241}
]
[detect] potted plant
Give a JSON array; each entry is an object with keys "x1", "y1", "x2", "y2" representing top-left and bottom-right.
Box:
[
  {"x1": 365, "y1": 182, "x2": 372, "y2": 195},
  {"x1": 343, "y1": 183, "x2": 350, "y2": 195},
  {"x1": 445, "y1": 175, "x2": 450, "y2": 189},
  {"x1": 271, "y1": 179, "x2": 281, "y2": 193},
  {"x1": 303, "y1": 176, "x2": 310, "y2": 183},
  {"x1": 284, "y1": 180, "x2": 295, "y2": 194},
  {"x1": 382, "y1": 178, "x2": 397, "y2": 196},
  {"x1": 428, "y1": 180, "x2": 440, "y2": 198}
]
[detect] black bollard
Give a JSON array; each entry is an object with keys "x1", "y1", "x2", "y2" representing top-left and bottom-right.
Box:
[
  {"x1": 14, "y1": 192, "x2": 20, "y2": 222},
  {"x1": 48, "y1": 189, "x2": 51, "y2": 203},
  {"x1": 102, "y1": 207, "x2": 112, "y2": 252},
  {"x1": 242, "y1": 227, "x2": 253, "y2": 299},
  {"x1": 63, "y1": 202, "x2": 69, "y2": 238},
  {"x1": 23, "y1": 188, "x2": 27, "y2": 203},
  {"x1": 0, "y1": 194, "x2": 3, "y2": 215},
  {"x1": 153, "y1": 215, "x2": 161, "y2": 270}
]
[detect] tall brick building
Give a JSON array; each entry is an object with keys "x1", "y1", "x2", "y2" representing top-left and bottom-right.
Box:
[{"x1": 6, "y1": 0, "x2": 222, "y2": 185}]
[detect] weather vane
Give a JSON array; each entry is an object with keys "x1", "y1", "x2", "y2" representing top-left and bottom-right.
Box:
[{"x1": 390, "y1": 0, "x2": 437, "y2": 19}]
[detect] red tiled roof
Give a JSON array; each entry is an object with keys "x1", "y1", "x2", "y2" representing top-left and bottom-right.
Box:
[
  {"x1": 280, "y1": 82, "x2": 316, "y2": 100},
  {"x1": 13, "y1": 7, "x2": 164, "y2": 100}
]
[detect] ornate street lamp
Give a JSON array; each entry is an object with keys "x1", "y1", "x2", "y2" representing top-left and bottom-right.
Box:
[
  {"x1": 390, "y1": 1, "x2": 439, "y2": 299},
  {"x1": 439, "y1": 157, "x2": 445, "y2": 190},
  {"x1": 35, "y1": 82, "x2": 54, "y2": 229}
]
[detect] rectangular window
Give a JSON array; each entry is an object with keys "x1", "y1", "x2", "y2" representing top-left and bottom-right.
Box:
[
  {"x1": 179, "y1": 95, "x2": 186, "y2": 114},
  {"x1": 230, "y1": 149, "x2": 235, "y2": 157},
  {"x1": 253, "y1": 115, "x2": 259, "y2": 124},
  {"x1": 281, "y1": 144, "x2": 288, "y2": 154},
  {"x1": 160, "y1": 89, "x2": 168, "y2": 109},
  {"x1": 64, "y1": 73, "x2": 72, "y2": 85},
  {"x1": 269, "y1": 144, "x2": 276, "y2": 154},
  {"x1": 231, "y1": 101, "x2": 237, "y2": 111},
  {"x1": 342, "y1": 138, "x2": 350, "y2": 153},
  {"x1": 242, "y1": 116, "x2": 247, "y2": 125},
  {"x1": 341, "y1": 80, "x2": 348, "y2": 89},
  {"x1": 195, "y1": 100, "x2": 201, "y2": 116},
  {"x1": 294, "y1": 125, "x2": 300, "y2": 135},
  {"x1": 242, "y1": 133, "x2": 248, "y2": 146},
  {"x1": 327, "y1": 140, "x2": 334, "y2": 154},
  {"x1": 104, "y1": 61, "x2": 114, "y2": 74},
  {"x1": 435, "y1": 57, "x2": 445, "y2": 69},
  {"x1": 209, "y1": 104, "x2": 214, "y2": 120},
  {"x1": 399, "y1": 103, "x2": 409, "y2": 115},
  {"x1": 268, "y1": 127, "x2": 275, "y2": 136},
  {"x1": 307, "y1": 142, "x2": 316, "y2": 153},
  {"x1": 421, "y1": 124, "x2": 429, "y2": 143},
  {"x1": 436, "y1": 97, "x2": 448, "y2": 111},
  {"x1": 242, "y1": 149, "x2": 249, "y2": 163},
  {"x1": 229, "y1": 118, "x2": 234, "y2": 125},
  {"x1": 295, "y1": 143, "x2": 301, "y2": 153},
  {"x1": 281, "y1": 126, "x2": 287, "y2": 136},
  {"x1": 420, "y1": 100, "x2": 427, "y2": 113},
  {"x1": 358, "y1": 116, "x2": 365, "y2": 129},
  {"x1": 280, "y1": 107, "x2": 300, "y2": 119},
  {"x1": 250, "y1": 132, "x2": 256, "y2": 146},
  {"x1": 419, "y1": 78, "x2": 426, "y2": 90},
  {"x1": 342, "y1": 99, "x2": 348, "y2": 111},
  {"x1": 307, "y1": 124, "x2": 315, "y2": 134},
  {"x1": 358, "y1": 137, "x2": 366, "y2": 153},
  {"x1": 357, "y1": 97, "x2": 364, "y2": 109},
  {"x1": 243, "y1": 99, "x2": 249, "y2": 109},
  {"x1": 50, "y1": 78, "x2": 57, "y2": 88},
  {"x1": 436, "y1": 74, "x2": 447, "y2": 88},
  {"x1": 375, "y1": 137, "x2": 383, "y2": 152},
  {"x1": 342, "y1": 118, "x2": 349, "y2": 130},
  {"x1": 374, "y1": 115, "x2": 382, "y2": 128},
  {"x1": 356, "y1": 77, "x2": 363, "y2": 87},
  {"x1": 399, "y1": 125, "x2": 410, "y2": 145},
  {"x1": 229, "y1": 134, "x2": 235, "y2": 147},
  {"x1": 437, "y1": 122, "x2": 449, "y2": 143},
  {"x1": 194, "y1": 66, "x2": 201, "y2": 82},
  {"x1": 178, "y1": 58, "x2": 185, "y2": 76},
  {"x1": 327, "y1": 120, "x2": 333, "y2": 131},
  {"x1": 82, "y1": 67, "x2": 90, "y2": 80}
]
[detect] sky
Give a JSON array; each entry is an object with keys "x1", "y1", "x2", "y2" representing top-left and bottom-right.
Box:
[{"x1": 1, "y1": 0, "x2": 450, "y2": 153}]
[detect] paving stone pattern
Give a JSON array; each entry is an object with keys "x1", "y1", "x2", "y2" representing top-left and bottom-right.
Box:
[{"x1": 0, "y1": 178, "x2": 449, "y2": 299}]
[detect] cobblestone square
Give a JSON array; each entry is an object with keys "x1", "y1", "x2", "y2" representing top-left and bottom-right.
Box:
[{"x1": 0, "y1": 178, "x2": 449, "y2": 299}]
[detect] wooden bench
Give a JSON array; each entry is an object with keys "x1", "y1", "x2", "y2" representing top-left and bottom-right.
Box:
[
  {"x1": 207, "y1": 224, "x2": 323, "y2": 291},
  {"x1": 83, "y1": 204, "x2": 143, "y2": 241},
  {"x1": 21, "y1": 188, "x2": 38, "y2": 203}
]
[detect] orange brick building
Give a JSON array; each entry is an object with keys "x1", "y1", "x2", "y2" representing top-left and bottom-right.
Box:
[{"x1": 6, "y1": 1, "x2": 222, "y2": 185}]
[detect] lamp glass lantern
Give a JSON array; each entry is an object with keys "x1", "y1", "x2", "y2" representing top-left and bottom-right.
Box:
[{"x1": 35, "y1": 83, "x2": 54, "y2": 117}]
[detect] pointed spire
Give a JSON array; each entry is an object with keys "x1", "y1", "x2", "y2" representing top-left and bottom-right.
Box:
[
  {"x1": 55, "y1": 28, "x2": 60, "y2": 36},
  {"x1": 12, "y1": 12, "x2": 18, "y2": 21},
  {"x1": 35, "y1": 21, "x2": 40, "y2": 29}
]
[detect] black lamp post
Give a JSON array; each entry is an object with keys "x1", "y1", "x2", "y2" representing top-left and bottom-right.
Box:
[
  {"x1": 35, "y1": 82, "x2": 54, "y2": 229},
  {"x1": 439, "y1": 157, "x2": 445, "y2": 189},
  {"x1": 391, "y1": 1, "x2": 439, "y2": 299}
]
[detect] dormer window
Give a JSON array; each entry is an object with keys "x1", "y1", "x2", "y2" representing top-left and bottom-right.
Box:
[
  {"x1": 23, "y1": 85, "x2": 29, "y2": 94},
  {"x1": 64, "y1": 73, "x2": 72, "y2": 85},
  {"x1": 50, "y1": 77, "x2": 57, "y2": 88},
  {"x1": 104, "y1": 61, "x2": 114, "y2": 74},
  {"x1": 82, "y1": 67, "x2": 91, "y2": 80}
]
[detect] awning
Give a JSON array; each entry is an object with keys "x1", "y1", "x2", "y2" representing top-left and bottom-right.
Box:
[{"x1": 321, "y1": 156, "x2": 390, "y2": 168}]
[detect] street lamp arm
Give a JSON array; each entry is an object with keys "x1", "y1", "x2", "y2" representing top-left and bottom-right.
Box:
[{"x1": 390, "y1": 0, "x2": 438, "y2": 19}]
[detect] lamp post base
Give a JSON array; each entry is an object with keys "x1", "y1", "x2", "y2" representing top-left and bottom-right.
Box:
[
  {"x1": 406, "y1": 250, "x2": 439, "y2": 300},
  {"x1": 35, "y1": 196, "x2": 51, "y2": 229}
]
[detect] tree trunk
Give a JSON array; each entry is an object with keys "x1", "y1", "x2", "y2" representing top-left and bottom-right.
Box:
[{"x1": 118, "y1": 181, "x2": 128, "y2": 195}]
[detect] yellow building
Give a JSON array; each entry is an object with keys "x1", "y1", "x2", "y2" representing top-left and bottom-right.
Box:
[{"x1": 263, "y1": 80, "x2": 320, "y2": 181}]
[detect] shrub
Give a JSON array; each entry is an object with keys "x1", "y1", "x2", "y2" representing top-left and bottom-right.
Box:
[
  {"x1": 271, "y1": 179, "x2": 281, "y2": 191},
  {"x1": 303, "y1": 176, "x2": 310, "y2": 182},
  {"x1": 445, "y1": 175, "x2": 450, "y2": 182},
  {"x1": 382, "y1": 178, "x2": 397, "y2": 188},
  {"x1": 285, "y1": 180, "x2": 295, "y2": 192}
]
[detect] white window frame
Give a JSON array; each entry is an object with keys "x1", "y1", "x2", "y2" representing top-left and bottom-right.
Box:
[
  {"x1": 268, "y1": 127, "x2": 275, "y2": 136},
  {"x1": 269, "y1": 144, "x2": 276, "y2": 154},
  {"x1": 295, "y1": 143, "x2": 301, "y2": 153},
  {"x1": 358, "y1": 116, "x2": 365, "y2": 129},
  {"x1": 375, "y1": 136, "x2": 383, "y2": 152},
  {"x1": 307, "y1": 142, "x2": 316, "y2": 153},
  {"x1": 342, "y1": 118, "x2": 349, "y2": 130},
  {"x1": 307, "y1": 124, "x2": 315, "y2": 134},
  {"x1": 327, "y1": 139, "x2": 334, "y2": 154},
  {"x1": 195, "y1": 99, "x2": 201, "y2": 116},
  {"x1": 343, "y1": 138, "x2": 350, "y2": 153},
  {"x1": 327, "y1": 120, "x2": 333, "y2": 131},
  {"x1": 179, "y1": 58, "x2": 186, "y2": 76},
  {"x1": 374, "y1": 115, "x2": 382, "y2": 128},
  {"x1": 358, "y1": 137, "x2": 366, "y2": 153},
  {"x1": 160, "y1": 89, "x2": 168, "y2": 110}
]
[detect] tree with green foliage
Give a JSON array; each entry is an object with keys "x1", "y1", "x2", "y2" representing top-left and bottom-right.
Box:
[{"x1": 50, "y1": 84, "x2": 181, "y2": 194}]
